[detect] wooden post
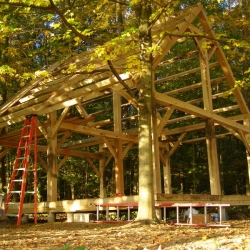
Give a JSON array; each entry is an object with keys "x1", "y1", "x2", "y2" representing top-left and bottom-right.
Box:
[
  {"x1": 113, "y1": 92, "x2": 124, "y2": 194},
  {"x1": 99, "y1": 144, "x2": 107, "y2": 198},
  {"x1": 243, "y1": 118, "x2": 250, "y2": 195},
  {"x1": 47, "y1": 111, "x2": 58, "y2": 202},
  {"x1": 205, "y1": 119, "x2": 221, "y2": 194},
  {"x1": 164, "y1": 144, "x2": 172, "y2": 194},
  {"x1": 200, "y1": 48, "x2": 221, "y2": 195},
  {"x1": 246, "y1": 153, "x2": 250, "y2": 196}
]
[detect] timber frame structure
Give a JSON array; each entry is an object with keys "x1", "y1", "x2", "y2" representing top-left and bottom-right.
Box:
[{"x1": 1, "y1": 3, "x2": 250, "y2": 214}]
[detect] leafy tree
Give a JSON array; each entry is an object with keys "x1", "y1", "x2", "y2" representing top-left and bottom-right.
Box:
[{"x1": 0, "y1": 0, "x2": 250, "y2": 223}]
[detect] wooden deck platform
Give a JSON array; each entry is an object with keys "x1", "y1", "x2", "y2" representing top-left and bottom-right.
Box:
[{"x1": 6, "y1": 194, "x2": 250, "y2": 214}]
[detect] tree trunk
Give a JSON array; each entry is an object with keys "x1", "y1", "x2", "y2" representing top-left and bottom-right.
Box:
[
  {"x1": 136, "y1": 0, "x2": 157, "y2": 222},
  {"x1": 71, "y1": 184, "x2": 75, "y2": 200}
]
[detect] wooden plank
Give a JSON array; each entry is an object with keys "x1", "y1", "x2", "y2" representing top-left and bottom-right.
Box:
[
  {"x1": 155, "y1": 92, "x2": 250, "y2": 133},
  {"x1": 6, "y1": 194, "x2": 250, "y2": 214},
  {"x1": 11, "y1": 92, "x2": 52, "y2": 112},
  {"x1": 0, "y1": 80, "x2": 40, "y2": 116},
  {"x1": 0, "y1": 75, "x2": 132, "y2": 128}
]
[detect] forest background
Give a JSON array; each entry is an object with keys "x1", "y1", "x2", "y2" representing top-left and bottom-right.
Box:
[{"x1": 0, "y1": 0, "x2": 249, "y2": 209}]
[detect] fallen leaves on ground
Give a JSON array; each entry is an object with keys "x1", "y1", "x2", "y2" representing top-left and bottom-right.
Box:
[{"x1": 1, "y1": 220, "x2": 250, "y2": 249}]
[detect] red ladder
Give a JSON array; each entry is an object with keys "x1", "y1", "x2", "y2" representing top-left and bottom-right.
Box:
[{"x1": 5, "y1": 115, "x2": 38, "y2": 226}]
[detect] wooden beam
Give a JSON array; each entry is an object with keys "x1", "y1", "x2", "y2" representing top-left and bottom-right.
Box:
[
  {"x1": 118, "y1": 89, "x2": 138, "y2": 109},
  {"x1": 102, "y1": 137, "x2": 116, "y2": 158},
  {"x1": 57, "y1": 131, "x2": 72, "y2": 148},
  {"x1": 198, "y1": 8, "x2": 249, "y2": 114},
  {"x1": 152, "y1": 3, "x2": 203, "y2": 68},
  {"x1": 37, "y1": 154, "x2": 48, "y2": 170},
  {"x1": 56, "y1": 155, "x2": 69, "y2": 171},
  {"x1": 182, "y1": 132, "x2": 231, "y2": 144},
  {"x1": 169, "y1": 133, "x2": 186, "y2": 156},
  {"x1": 155, "y1": 62, "x2": 219, "y2": 84},
  {"x1": 86, "y1": 158, "x2": 101, "y2": 178},
  {"x1": 0, "y1": 147, "x2": 10, "y2": 160},
  {"x1": 160, "y1": 76, "x2": 225, "y2": 96},
  {"x1": 51, "y1": 107, "x2": 70, "y2": 139},
  {"x1": 222, "y1": 126, "x2": 241, "y2": 140},
  {"x1": 61, "y1": 137, "x2": 102, "y2": 149},
  {"x1": 155, "y1": 92, "x2": 250, "y2": 133},
  {"x1": 0, "y1": 139, "x2": 103, "y2": 159},
  {"x1": 157, "y1": 106, "x2": 175, "y2": 135},
  {"x1": 200, "y1": 47, "x2": 213, "y2": 111},
  {"x1": 75, "y1": 103, "x2": 89, "y2": 118},
  {"x1": 122, "y1": 142, "x2": 133, "y2": 159},
  {"x1": 158, "y1": 50, "x2": 199, "y2": 66},
  {"x1": 60, "y1": 122, "x2": 137, "y2": 143},
  {"x1": 205, "y1": 118, "x2": 221, "y2": 195},
  {"x1": 104, "y1": 154, "x2": 113, "y2": 168},
  {"x1": 37, "y1": 120, "x2": 48, "y2": 139},
  {"x1": 238, "y1": 129, "x2": 250, "y2": 154}
]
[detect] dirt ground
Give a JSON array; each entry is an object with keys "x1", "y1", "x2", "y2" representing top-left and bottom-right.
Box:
[{"x1": 0, "y1": 220, "x2": 250, "y2": 250}]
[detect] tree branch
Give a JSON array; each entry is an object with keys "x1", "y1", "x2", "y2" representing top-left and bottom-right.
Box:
[
  {"x1": 48, "y1": 0, "x2": 102, "y2": 45},
  {"x1": 0, "y1": 1, "x2": 102, "y2": 46},
  {"x1": 107, "y1": 60, "x2": 138, "y2": 104}
]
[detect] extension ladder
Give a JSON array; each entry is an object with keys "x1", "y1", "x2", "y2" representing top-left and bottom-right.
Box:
[{"x1": 5, "y1": 115, "x2": 38, "y2": 226}]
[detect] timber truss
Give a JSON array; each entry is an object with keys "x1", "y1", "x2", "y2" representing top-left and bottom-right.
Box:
[{"x1": 0, "y1": 3, "x2": 250, "y2": 201}]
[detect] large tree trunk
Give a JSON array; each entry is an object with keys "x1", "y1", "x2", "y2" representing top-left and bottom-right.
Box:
[{"x1": 136, "y1": 0, "x2": 157, "y2": 222}]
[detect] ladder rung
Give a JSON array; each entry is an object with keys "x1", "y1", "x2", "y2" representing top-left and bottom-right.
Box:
[
  {"x1": 16, "y1": 157, "x2": 26, "y2": 160},
  {"x1": 6, "y1": 202, "x2": 20, "y2": 205},
  {"x1": 20, "y1": 146, "x2": 28, "y2": 149},
  {"x1": 22, "y1": 135, "x2": 30, "y2": 138},
  {"x1": 24, "y1": 125, "x2": 31, "y2": 128},
  {"x1": 11, "y1": 179, "x2": 23, "y2": 182},
  {"x1": 15, "y1": 168, "x2": 27, "y2": 171},
  {"x1": 25, "y1": 191, "x2": 35, "y2": 194},
  {"x1": 10, "y1": 191, "x2": 21, "y2": 194}
]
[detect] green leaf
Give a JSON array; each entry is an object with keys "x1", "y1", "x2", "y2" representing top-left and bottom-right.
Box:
[{"x1": 60, "y1": 243, "x2": 71, "y2": 250}]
